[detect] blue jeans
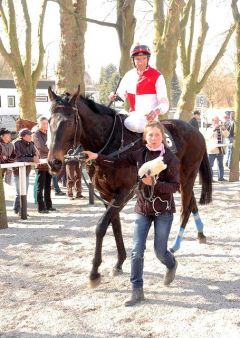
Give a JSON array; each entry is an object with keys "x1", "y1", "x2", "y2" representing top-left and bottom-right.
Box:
[
  {"x1": 226, "y1": 137, "x2": 233, "y2": 168},
  {"x1": 208, "y1": 153, "x2": 224, "y2": 180},
  {"x1": 13, "y1": 174, "x2": 30, "y2": 213},
  {"x1": 130, "y1": 212, "x2": 176, "y2": 289},
  {"x1": 52, "y1": 175, "x2": 61, "y2": 193}
]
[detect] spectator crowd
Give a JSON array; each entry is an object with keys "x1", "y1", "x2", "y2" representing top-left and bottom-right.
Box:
[
  {"x1": 189, "y1": 110, "x2": 235, "y2": 182},
  {"x1": 0, "y1": 116, "x2": 84, "y2": 217}
]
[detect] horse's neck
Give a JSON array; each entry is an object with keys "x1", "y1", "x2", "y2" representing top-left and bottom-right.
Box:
[{"x1": 77, "y1": 102, "x2": 116, "y2": 152}]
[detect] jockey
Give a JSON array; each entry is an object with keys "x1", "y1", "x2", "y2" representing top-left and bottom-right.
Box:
[{"x1": 109, "y1": 43, "x2": 169, "y2": 133}]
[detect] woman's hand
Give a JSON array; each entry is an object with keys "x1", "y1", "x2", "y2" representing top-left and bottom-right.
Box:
[
  {"x1": 82, "y1": 151, "x2": 98, "y2": 163},
  {"x1": 142, "y1": 174, "x2": 153, "y2": 186}
]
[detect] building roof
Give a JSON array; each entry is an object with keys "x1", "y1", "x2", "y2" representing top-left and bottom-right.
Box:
[{"x1": 0, "y1": 79, "x2": 55, "y2": 89}]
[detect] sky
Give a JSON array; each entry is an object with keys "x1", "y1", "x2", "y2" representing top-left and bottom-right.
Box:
[{"x1": 0, "y1": 0, "x2": 237, "y2": 82}]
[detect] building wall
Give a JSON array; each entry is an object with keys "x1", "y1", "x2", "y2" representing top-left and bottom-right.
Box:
[{"x1": 0, "y1": 88, "x2": 51, "y2": 117}]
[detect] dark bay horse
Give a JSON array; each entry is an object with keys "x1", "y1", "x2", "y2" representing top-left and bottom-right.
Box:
[{"x1": 47, "y1": 86, "x2": 212, "y2": 285}]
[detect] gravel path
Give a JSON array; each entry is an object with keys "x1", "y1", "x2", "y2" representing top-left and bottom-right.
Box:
[{"x1": 0, "y1": 174, "x2": 240, "y2": 338}]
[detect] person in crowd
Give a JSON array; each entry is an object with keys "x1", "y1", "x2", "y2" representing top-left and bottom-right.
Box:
[
  {"x1": 0, "y1": 128, "x2": 16, "y2": 176},
  {"x1": 65, "y1": 150, "x2": 84, "y2": 200},
  {"x1": 13, "y1": 128, "x2": 38, "y2": 215},
  {"x1": 206, "y1": 116, "x2": 229, "y2": 182},
  {"x1": 225, "y1": 111, "x2": 234, "y2": 168},
  {"x1": 109, "y1": 43, "x2": 169, "y2": 133},
  {"x1": 83, "y1": 120, "x2": 179, "y2": 306},
  {"x1": 32, "y1": 116, "x2": 56, "y2": 213},
  {"x1": 52, "y1": 175, "x2": 66, "y2": 196},
  {"x1": 188, "y1": 110, "x2": 201, "y2": 130}
]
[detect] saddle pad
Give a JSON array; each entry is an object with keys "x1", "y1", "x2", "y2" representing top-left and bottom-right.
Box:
[{"x1": 163, "y1": 127, "x2": 177, "y2": 154}]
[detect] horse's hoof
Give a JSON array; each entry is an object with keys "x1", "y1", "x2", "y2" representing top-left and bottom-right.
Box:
[
  {"x1": 198, "y1": 236, "x2": 207, "y2": 244},
  {"x1": 111, "y1": 267, "x2": 123, "y2": 276},
  {"x1": 89, "y1": 273, "x2": 101, "y2": 288}
]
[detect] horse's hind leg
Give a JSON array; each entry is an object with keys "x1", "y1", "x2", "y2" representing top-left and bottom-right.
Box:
[
  {"x1": 191, "y1": 197, "x2": 207, "y2": 244},
  {"x1": 111, "y1": 213, "x2": 127, "y2": 275},
  {"x1": 170, "y1": 170, "x2": 197, "y2": 253}
]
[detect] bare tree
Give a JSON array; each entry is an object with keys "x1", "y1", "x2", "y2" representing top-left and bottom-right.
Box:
[
  {"x1": 0, "y1": 0, "x2": 48, "y2": 121},
  {"x1": 203, "y1": 68, "x2": 235, "y2": 108},
  {"x1": 229, "y1": 0, "x2": 240, "y2": 181},
  {"x1": 178, "y1": 0, "x2": 234, "y2": 121}
]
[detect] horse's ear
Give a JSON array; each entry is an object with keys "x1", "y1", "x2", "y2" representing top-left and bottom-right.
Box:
[
  {"x1": 48, "y1": 86, "x2": 58, "y2": 101},
  {"x1": 69, "y1": 85, "x2": 80, "y2": 106}
]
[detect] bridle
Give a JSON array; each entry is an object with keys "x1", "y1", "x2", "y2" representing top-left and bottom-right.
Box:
[{"x1": 51, "y1": 102, "x2": 79, "y2": 150}]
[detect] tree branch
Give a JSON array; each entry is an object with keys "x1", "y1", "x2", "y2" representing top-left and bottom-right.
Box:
[
  {"x1": 191, "y1": 0, "x2": 208, "y2": 78},
  {"x1": 179, "y1": 0, "x2": 195, "y2": 77},
  {"x1": 32, "y1": 0, "x2": 48, "y2": 84},
  {"x1": 0, "y1": 38, "x2": 12, "y2": 66},
  {"x1": 180, "y1": 0, "x2": 194, "y2": 31},
  {"x1": 48, "y1": 0, "x2": 117, "y2": 28},
  {"x1": 7, "y1": 0, "x2": 23, "y2": 69},
  {"x1": 0, "y1": 0, "x2": 8, "y2": 33},
  {"x1": 231, "y1": 0, "x2": 240, "y2": 22},
  {"x1": 21, "y1": 0, "x2": 32, "y2": 80},
  {"x1": 198, "y1": 25, "x2": 235, "y2": 90},
  {"x1": 153, "y1": 0, "x2": 164, "y2": 44},
  {"x1": 186, "y1": 0, "x2": 195, "y2": 73}
]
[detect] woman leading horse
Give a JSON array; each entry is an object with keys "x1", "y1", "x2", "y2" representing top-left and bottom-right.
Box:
[{"x1": 47, "y1": 86, "x2": 212, "y2": 287}]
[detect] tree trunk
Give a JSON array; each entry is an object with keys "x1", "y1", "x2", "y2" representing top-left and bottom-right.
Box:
[
  {"x1": 229, "y1": 1, "x2": 240, "y2": 181},
  {"x1": 116, "y1": 0, "x2": 136, "y2": 76},
  {"x1": 153, "y1": 0, "x2": 186, "y2": 98},
  {"x1": 56, "y1": 0, "x2": 87, "y2": 94},
  {"x1": 15, "y1": 79, "x2": 37, "y2": 121},
  {"x1": 0, "y1": 171, "x2": 8, "y2": 229},
  {"x1": 177, "y1": 80, "x2": 197, "y2": 120}
]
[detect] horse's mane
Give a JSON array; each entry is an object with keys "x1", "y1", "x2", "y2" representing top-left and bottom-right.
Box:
[
  {"x1": 79, "y1": 95, "x2": 116, "y2": 116},
  {"x1": 53, "y1": 92, "x2": 117, "y2": 116}
]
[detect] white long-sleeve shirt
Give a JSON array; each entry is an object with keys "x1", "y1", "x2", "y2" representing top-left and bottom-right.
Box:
[{"x1": 117, "y1": 66, "x2": 169, "y2": 115}]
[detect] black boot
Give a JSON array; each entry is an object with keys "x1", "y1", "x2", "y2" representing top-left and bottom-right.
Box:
[{"x1": 125, "y1": 288, "x2": 145, "y2": 307}]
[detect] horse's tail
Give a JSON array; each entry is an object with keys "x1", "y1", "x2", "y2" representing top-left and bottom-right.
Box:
[{"x1": 199, "y1": 149, "x2": 212, "y2": 205}]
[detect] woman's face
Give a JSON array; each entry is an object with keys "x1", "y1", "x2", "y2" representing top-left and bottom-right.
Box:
[{"x1": 145, "y1": 127, "x2": 163, "y2": 148}]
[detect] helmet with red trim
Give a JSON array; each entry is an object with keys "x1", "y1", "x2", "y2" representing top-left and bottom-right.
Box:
[{"x1": 130, "y1": 44, "x2": 151, "y2": 58}]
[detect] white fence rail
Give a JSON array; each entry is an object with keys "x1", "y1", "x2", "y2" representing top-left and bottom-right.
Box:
[{"x1": 0, "y1": 159, "x2": 47, "y2": 220}]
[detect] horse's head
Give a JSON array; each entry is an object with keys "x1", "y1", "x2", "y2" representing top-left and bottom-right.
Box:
[{"x1": 47, "y1": 86, "x2": 80, "y2": 174}]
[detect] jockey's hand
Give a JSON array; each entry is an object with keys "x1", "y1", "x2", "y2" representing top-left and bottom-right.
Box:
[
  {"x1": 146, "y1": 108, "x2": 160, "y2": 121},
  {"x1": 108, "y1": 92, "x2": 118, "y2": 102},
  {"x1": 82, "y1": 151, "x2": 98, "y2": 163},
  {"x1": 142, "y1": 174, "x2": 153, "y2": 186}
]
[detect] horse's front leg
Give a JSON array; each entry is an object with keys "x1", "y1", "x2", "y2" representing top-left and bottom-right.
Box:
[
  {"x1": 89, "y1": 192, "x2": 126, "y2": 287},
  {"x1": 111, "y1": 212, "x2": 127, "y2": 275}
]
